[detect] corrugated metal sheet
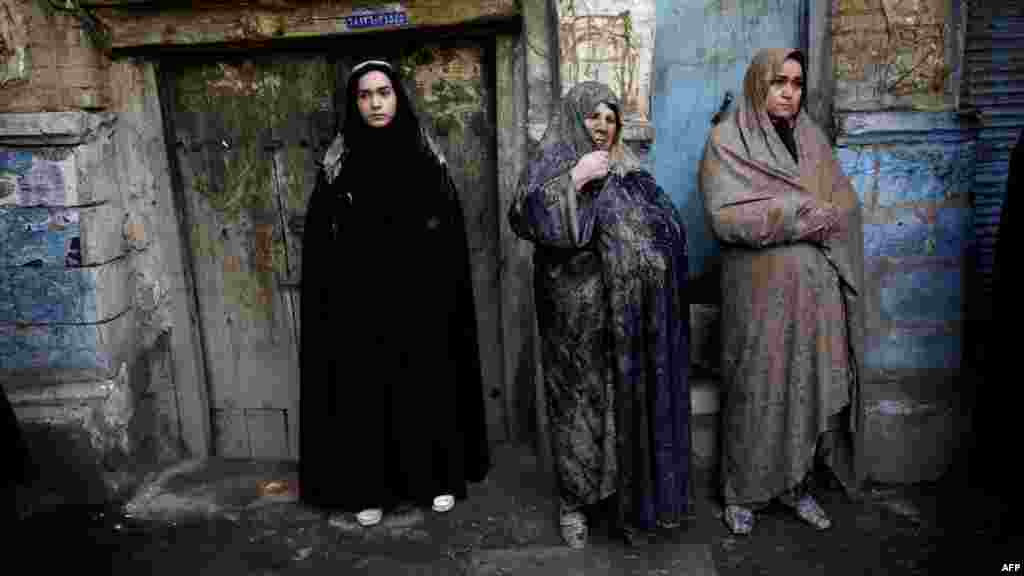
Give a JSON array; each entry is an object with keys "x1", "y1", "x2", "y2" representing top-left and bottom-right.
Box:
[{"x1": 962, "y1": 1, "x2": 1024, "y2": 293}]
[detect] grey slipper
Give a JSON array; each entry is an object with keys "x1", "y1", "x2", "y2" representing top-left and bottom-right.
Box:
[
  {"x1": 559, "y1": 511, "x2": 588, "y2": 549},
  {"x1": 723, "y1": 504, "x2": 755, "y2": 535},
  {"x1": 794, "y1": 495, "x2": 832, "y2": 530}
]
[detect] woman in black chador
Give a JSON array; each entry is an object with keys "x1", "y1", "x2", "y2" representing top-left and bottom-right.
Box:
[{"x1": 299, "y1": 59, "x2": 490, "y2": 527}]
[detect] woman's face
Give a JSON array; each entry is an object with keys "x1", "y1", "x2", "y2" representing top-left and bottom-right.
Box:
[
  {"x1": 584, "y1": 102, "x2": 618, "y2": 151},
  {"x1": 356, "y1": 71, "x2": 397, "y2": 128},
  {"x1": 765, "y1": 58, "x2": 803, "y2": 120}
]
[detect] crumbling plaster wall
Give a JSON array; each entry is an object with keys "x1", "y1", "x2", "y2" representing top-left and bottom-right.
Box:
[{"x1": 1, "y1": 0, "x2": 186, "y2": 508}]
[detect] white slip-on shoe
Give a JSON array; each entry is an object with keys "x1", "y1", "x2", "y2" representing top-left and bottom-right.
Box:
[
  {"x1": 356, "y1": 508, "x2": 383, "y2": 527},
  {"x1": 432, "y1": 494, "x2": 455, "y2": 513}
]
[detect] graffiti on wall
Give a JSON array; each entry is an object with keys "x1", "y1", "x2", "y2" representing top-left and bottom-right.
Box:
[
  {"x1": 832, "y1": 0, "x2": 949, "y2": 110},
  {"x1": 0, "y1": 148, "x2": 101, "y2": 370},
  {"x1": 0, "y1": 150, "x2": 81, "y2": 267}
]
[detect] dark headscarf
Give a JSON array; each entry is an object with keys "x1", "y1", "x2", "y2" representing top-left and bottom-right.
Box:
[
  {"x1": 341, "y1": 60, "x2": 422, "y2": 159},
  {"x1": 330, "y1": 59, "x2": 440, "y2": 203}
]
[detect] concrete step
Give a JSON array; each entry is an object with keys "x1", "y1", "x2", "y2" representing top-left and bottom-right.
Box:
[
  {"x1": 690, "y1": 378, "x2": 721, "y2": 475},
  {"x1": 863, "y1": 396, "x2": 958, "y2": 484},
  {"x1": 5, "y1": 364, "x2": 127, "y2": 426}
]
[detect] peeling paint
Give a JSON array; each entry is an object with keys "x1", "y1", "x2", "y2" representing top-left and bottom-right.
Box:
[
  {"x1": 401, "y1": 45, "x2": 483, "y2": 134},
  {"x1": 832, "y1": 0, "x2": 950, "y2": 111}
]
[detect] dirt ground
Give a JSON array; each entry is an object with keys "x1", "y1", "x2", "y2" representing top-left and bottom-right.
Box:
[{"x1": 10, "y1": 442, "x2": 1020, "y2": 575}]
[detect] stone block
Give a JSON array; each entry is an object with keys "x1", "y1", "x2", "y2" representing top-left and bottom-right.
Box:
[
  {"x1": 0, "y1": 147, "x2": 78, "y2": 203},
  {"x1": 875, "y1": 146, "x2": 961, "y2": 206},
  {"x1": 691, "y1": 412, "x2": 718, "y2": 472},
  {"x1": 0, "y1": 206, "x2": 81, "y2": 267},
  {"x1": 863, "y1": 207, "x2": 967, "y2": 259},
  {"x1": 0, "y1": 266, "x2": 98, "y2": 323},
  {"x1": 865, "y1": 327, "x2": 961, "y2": 371},
  {"x1": 881, "y1": 267, "x2": 961, "y2": 323},
  {"x1": 689, "y1": 304, "x2": 719, "y2": 373},
  {"x1": 0, "y1": 323, "x2": 104, "y2": 370},
  {"x1": 837, "y1": 145, "x2": 874, "y2": 205},
  {"x1": 863, "y1": 396, "x2": 958, "y2": 483}
]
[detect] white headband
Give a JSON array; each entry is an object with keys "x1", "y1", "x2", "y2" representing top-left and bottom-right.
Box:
[{"x1": 351, "y1": 60, "x2": 393, "y2": 74}]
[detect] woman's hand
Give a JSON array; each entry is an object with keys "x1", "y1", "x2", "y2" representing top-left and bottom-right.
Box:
[
  {"x1": 571, "y1": 151, "x2": 610, "y2": 191},
  {"x1": 814, "y1": 201, "x2": 844, "y2": 244}
]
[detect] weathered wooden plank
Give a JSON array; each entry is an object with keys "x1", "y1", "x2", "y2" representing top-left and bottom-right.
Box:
[
  {"x1": 519, "y1": 0, "x2": 557, "y2": 473},
  {"x1": 174, "y1": 103, "x2": 241, "y2": 419},
  {"x1": 91, "y1": 0, "x2": 520, "y2": 50},
  {"x1": 404, "y1": 42, "x2": 506, "y2": 447},
  {"x1": 169, "y1": 54, "x2": 334, "y2": 460},
  {"x1": 151, "y1": 59, "x2": 213, "y2": 459},
  {"x1": 269, "y1": 106, "x2": 330, "y2": 459},
  {"x1": 495, "y1": 34, "x2": 532, "y2": 448},
  {"x1": 213, "y1": 408, "x2": 251, "y2": 458},
  {"x1": 522, "y1": 0, "x2": 558, "y2": 146},
  {"x1": 246, "y1": 408, "x2": 289, "y2": 460}
]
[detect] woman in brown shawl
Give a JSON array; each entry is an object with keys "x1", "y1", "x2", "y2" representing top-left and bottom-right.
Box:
[
  {"x1": 510, "y1": 82, "x2": 692, "y2": 547},
  {"x1": 699, "y1": 49, "x2": 865, "y2": 535}
]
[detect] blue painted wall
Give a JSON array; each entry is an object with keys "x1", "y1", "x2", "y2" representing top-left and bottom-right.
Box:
[
  {"x1": 649, "y1": 0, "x2": 804, "y2": 282},
  {"x1": 836, "y1": 111, "x2": 973, "y2": 377},
  {"x1": 0, "y1": 148, "x2": 101, "y2": 371}
]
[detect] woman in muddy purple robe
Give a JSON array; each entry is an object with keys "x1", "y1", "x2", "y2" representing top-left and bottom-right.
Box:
[
  {"x1": 509, "y1": 81, "x2": 693, "y2": 547},
  {"x1": 699, "y1": 48, "x2": 866, "y2": 535},
  {"x1": 298, "y1": 60, "x2": 490, "y2": 527}
]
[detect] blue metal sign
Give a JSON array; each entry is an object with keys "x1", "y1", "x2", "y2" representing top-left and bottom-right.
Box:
[{"x1": 346, "y1": 10, "x2": 409, "y2": 29}]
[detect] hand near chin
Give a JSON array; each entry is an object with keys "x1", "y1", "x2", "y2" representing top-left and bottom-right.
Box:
[{"x1": 571, "y1": 151, "x2": 610, "y2": 191}]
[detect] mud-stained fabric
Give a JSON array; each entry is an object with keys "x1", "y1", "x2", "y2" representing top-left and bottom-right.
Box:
[
  {"x1": 509, "y1": 82, "x2": 693, "y2": 532},
  {"x1": 699, "y1": 48, "x2": 866, "y2": 506}
]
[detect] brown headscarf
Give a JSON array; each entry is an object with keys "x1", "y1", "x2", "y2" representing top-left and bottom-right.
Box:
[{"x1": 703, "y1": 48, "x2": 864, "y2": 296}]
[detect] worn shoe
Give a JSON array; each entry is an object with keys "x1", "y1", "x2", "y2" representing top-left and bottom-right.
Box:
[
  {"x1": 432, "y1": 494, "x2": 455, "y2": 513},
  {"x1": 559, "y1": 511, "x2": 588, "y2": 549},
  {"x1": 723, "y1": 504, "x2": 755, "y2": 535},
  {"x1": 356, "y1": 508, "x2": 383, "y2": 527},
  {"x1": 793, "y1": 495, "x2": 831, "y2": 530}
]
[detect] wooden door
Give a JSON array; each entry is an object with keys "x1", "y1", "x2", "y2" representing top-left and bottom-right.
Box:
[
  {"x1": 164, "y1": 39, "x2": 503, "y2": 460},
  {"x1": 384, "y1": 40, "x2": 505, "y2": 445},
  {"x1": 165, "y1": 54, "x2": 336, "y2": 460},
  {"x1": 649, "y1": 0, "x2": 807, "y2": 289}
]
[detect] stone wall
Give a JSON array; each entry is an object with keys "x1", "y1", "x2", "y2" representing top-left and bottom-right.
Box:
[
  {"x1": 0, "y1": 0, "x2": 108, "y2": 111},
  {"x1": 832, "y1": 0, "x2": 970, "y2": 484},
  {"x1": 3, "y1": 0, "x2": 561, "y2": 507},
  {"x1": 832, "y1": 0, "x2": 955, "y2": 112},
  {"x1": 1, "y1": 0, "x2": 186, "y2": 510}
]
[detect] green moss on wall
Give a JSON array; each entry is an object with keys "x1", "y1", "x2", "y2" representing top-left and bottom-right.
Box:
[{"x1": 176, "y1": 58, "x2": 333, "y2": 223}]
